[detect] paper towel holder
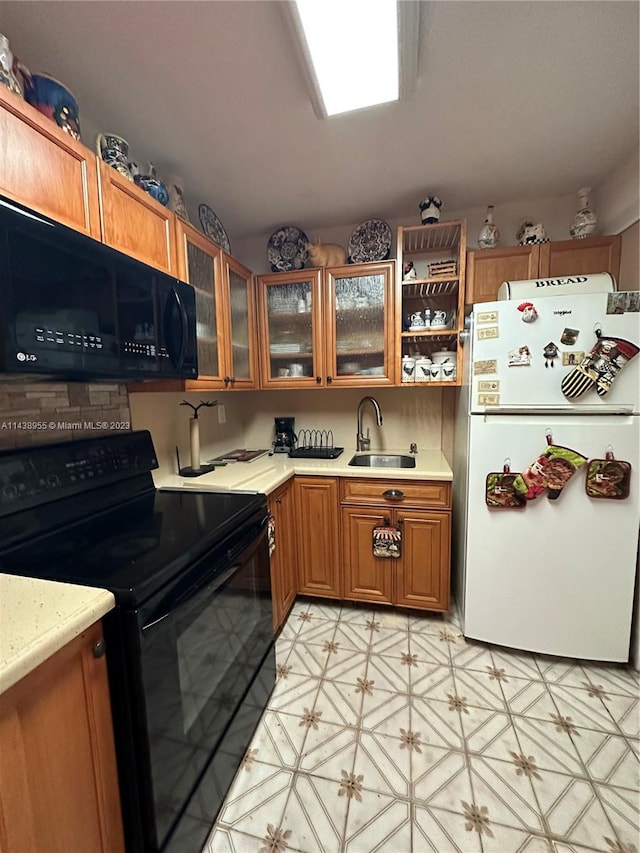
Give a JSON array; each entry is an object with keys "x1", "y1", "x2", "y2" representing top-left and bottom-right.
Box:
[{"x1": 178, "y1": 399, "x2": 218, "y2": 477}]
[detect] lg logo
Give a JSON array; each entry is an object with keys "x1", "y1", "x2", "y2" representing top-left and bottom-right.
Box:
[{"x1": 16, "y1": 352, "x2": 38, "y2": 362}]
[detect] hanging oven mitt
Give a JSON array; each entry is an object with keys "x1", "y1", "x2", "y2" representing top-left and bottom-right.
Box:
[
  {"x1": 585, "y1": 449, "x2": 632, "y2": 500},
  {"x1": 514, "y1": 435, "x2": 587, "y2": 501},
  {"x1": 561, "y1": 330, "x2": 639, "y2": 399},
  {"x1": 372, "y1": 524, "x2": 401, "y2": 558},
  {"x1": 486, "y1": 461, "x2": 526, "y2": 508},
  {"x1": 543, "y1": 443, "x2": 588, "y2": 500}
]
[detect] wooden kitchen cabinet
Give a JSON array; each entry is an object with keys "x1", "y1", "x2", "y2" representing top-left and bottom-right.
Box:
[
  {"x1": 175, "y1": 221, "x2": 257, "y2": 389},
  {"x1": 466, "y1": 244, "x2": 540, "y2": 305},
  {"x1": 539, "y1": 235, "x2": 621, "y2": 279},
  {"x1": 268, "y1": 478, "x2": 298, "y2": 632},
  {"x1": 341, "y1": 505, "x2": 394, "y2": 604},
  {"x1": 97, "y1": 159, "x2": 177, "y2": 274},
  {"x1": 396, "y1": 221, "x2": 467, "y2": 386},
  {"x1": 395, "y1": 510, "x2": 450, "y2": 610},
  {"x1": 128, "y1": 222, "x2": 257, "y2": 392},
  {"x1": 341, "y1": 478, "x2": 451, "y2": 611},
  {"x1": 0, "y1": 86, "x2": 101, "y2": 240},
  {"x1": 466, "y1": 235, "x2": 622, "y2": 305},
  {"x1": 294, "y1": 477, "x2": 341, "y2": 597},
  {"x1": 256, "y1": 262, "x2": 395, "y2": 387},
  {"x1": 0, "y1": 622, "x2": 124, "y2": 853}
]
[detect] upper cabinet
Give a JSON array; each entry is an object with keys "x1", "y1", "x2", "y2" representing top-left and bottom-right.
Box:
[
  {"x1": 396, "y1": 220, "x2": 467, "y2": 386},
  {"x1": 172, "y1": 219, "x2": 257, "y2": 390},
  {"x1": 97, "y1": 160, "x2": 177, "y2": 274},
  {"x1": 0, "y1": 87, "x2": 101, "y2": 239},
  {"x1": 466, "y1": 244, "x2": 540, "y2": 305},
  {"x1": 539, "y1": 236, "x2": 621, "y2": 279},
  {"x1": 256, "y1": 262, "x2": 395, "y2": 388},
  {"x1": 466, "y1": 234, "x2": 622, "y2": 305}
]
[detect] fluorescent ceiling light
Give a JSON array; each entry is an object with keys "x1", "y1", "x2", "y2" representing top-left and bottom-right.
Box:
[{"x1": 293, "y1": 0, "x2": 399, "y2": 117}]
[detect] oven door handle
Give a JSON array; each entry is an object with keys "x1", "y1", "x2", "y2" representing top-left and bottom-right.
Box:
[{"x1": 141, "y1": 561, "x2": 239, "y2": 636}]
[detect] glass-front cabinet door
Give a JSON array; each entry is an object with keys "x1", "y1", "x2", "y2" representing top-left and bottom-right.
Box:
[
  {"x1": 257, "y1": 269, "x2": 323, "y2": 387},
  {"x1": 221, "y1": 253, "x2": 257, "y2": 389},
  {"x1": 326, "y1": 261, "x2": 395, "y2": 385},
  {"x1": 175, "y1": 220, "x2": 225, "y2": 384}
]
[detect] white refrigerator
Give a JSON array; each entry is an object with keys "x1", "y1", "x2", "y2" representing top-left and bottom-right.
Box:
[{"x1": 453, "y1": 290, "x2": 640, "y2": 661}]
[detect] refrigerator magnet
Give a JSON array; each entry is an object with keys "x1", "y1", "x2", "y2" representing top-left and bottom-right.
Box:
[
  {"x1": 543, "y1": 342, "x2": 559, "y2": 367},
  {"x1": 585, "y1": 449, "x2": 631, "y2": 500},
  {"x1": 473, "y1": 359, "x2": 498, "y2": 375},
  {"x1": 477, "y1": 310, "x2": 498, "y2": 324},
  {"x1": 560, "y1": 327, "x2": 580, "y2": 345},
  {"x1": 508, "y1": 346, "x2": 531, "y2": 366},
  {"x1": 477, "y1": 326, "x2": 499, "y2": 340},
  {"x1": 561, "y1": 350, "x2": 584, "y2": 366},
  {"x1": 478, "y1": 393, "x2": 500, "y2": 406},
  {"x1": 517, "y1": 302, "x2": 538, "y2": 323},
  {"x1": 478, "y1": 379, "x2": 500, "y2": 392}
]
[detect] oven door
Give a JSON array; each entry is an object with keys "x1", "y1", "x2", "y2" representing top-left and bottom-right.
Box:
[{"x1": 126, "y1": 508, "x2": 272, "y2": 851}]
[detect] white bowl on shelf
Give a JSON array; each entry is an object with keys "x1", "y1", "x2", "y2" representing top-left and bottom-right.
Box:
[{"x1": 431, "y1": 350, "x2": 455, "y2": 364}]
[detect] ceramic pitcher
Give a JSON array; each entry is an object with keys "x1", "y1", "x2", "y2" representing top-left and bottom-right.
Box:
[
  {"x1": 0, "y1": 33, "x2": 23, "y2": 97},
  {"x1": 96, "y1": 133, "x2": 133, "y2": 181}
]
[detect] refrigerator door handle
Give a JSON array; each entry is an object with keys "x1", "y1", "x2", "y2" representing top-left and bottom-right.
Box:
[{"x1": 482, "y1": 405, "x2": 635, "y2": 417}]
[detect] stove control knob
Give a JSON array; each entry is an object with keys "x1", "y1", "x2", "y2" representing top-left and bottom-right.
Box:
[
  {"x1": 46, "y1": 474, "x2": 61, "y2": 487},
  {"x1": 2, "y1": 484, "x2": 18, "y2": 499}
]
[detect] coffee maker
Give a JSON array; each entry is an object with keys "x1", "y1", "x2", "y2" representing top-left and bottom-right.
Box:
[{"x1": 273, "y1": 416, "x2": 296, "y2": 453}]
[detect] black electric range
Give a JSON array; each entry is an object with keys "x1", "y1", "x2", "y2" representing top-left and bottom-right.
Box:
[{"x1": 0, "y1": 431, "x2": 275, "y2": 852}]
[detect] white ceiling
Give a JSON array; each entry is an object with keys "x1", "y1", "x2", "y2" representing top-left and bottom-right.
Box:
[{"x1": 1, "y1": 1, "x2": 638, "y2": 246}]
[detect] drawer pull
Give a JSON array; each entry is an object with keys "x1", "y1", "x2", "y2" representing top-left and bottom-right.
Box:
[
  {"x1": 92, "y1": 640, "x2": 106, "y2": 659},
  {"x1": 382, "y1": 488, "x2": 404, "y2": 501}
]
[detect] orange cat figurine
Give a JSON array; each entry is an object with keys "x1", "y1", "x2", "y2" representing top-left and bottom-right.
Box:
[{"x1": 305, "y1": 240, "x2": 347, "y2": 268}]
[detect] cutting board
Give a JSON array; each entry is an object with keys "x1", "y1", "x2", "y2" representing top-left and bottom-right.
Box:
[{"x1": 209, "y1": 449, "x2": 270, "y2": 463}]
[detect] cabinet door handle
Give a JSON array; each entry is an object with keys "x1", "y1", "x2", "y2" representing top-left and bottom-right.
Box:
[
  {"x1": 327, "y1": 376, "x2": 333, "y2": 383},
  {"x1": 275, "y1": 498, "x2": 282, "y2": 505},
  {"x1": 316, "y1": 376, "x2": 322, "y2": 384},
  {"x1": 382, "y1": 489, "x2": 404, "y2": 501},
  {"x1": 92, "y1": 639, "x2": 106, "y2": 659},
  {"x1": 224, "y1": 376, "x2": 231, "y2": 385},
  {"x1": 383, "y1": 516, "x2": 390, "y2": 526}
]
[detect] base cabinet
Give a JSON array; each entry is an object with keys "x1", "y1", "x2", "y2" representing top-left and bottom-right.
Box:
[
  {"x1": 342, "y1": 506, "x2": 394, "y2": 604},
  {"x1": 341, "y1": 479, "x2": 451, "y2": 611},
  {"x1": 268, "y1": 478, "x2": 298, "y2": 632},
  {"x1": 0, "y1": 622, "x2": 124, "y2": 853},
  {"x1": 294, "y1": 477, "x2": 341, "y2": 598},
  {"x1": 395, "y1": 510, "x2": 450, "y2": 610}
]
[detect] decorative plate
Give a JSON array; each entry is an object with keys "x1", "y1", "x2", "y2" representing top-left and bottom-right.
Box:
[
  {"x1": 348, "y1": 219, "x2": 392, "y2": 264},
  {"x1": 267, "y1": 225, "x2": 309, "y2": 272},
  {"x1": 198, "y1": 204, "x2": 231, "y2": 254}
]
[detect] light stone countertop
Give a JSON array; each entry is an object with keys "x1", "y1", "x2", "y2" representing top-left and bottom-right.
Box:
[
  {"x1": 154, "y1": 447, "x2": 452, "y2": 495},
  {"x1": 0, "y1": 574, "x2": 115, "y2": 695}
]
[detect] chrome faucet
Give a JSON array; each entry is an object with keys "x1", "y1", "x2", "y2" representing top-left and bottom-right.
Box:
[{"x1": 356, "y1": 396, "x2": 383, "y2": 452}]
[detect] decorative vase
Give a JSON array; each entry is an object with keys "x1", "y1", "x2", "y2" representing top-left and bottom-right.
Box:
[
  {"x1": 478, "y1": 205, "x2": 500, "y2": 249},
  {"x1": 570, "y1": 187, "x2": 597, "y2": 239},
  {"x1": 129, "y1": 162, "x2": 169, "y2": 206},
  {"x1": 96, "y1": 133, "x2": 133, "y2": 181},
  {"x1": 0, "y1": 33, "x2": 23, "y2": 97},
  {"x1": 22, "y1": 71, "x2": 81, "y2": 140},
  {"x1": 167, "y1": 175, "x2": 189, "y2": 222},
  {"x1": 419, "y1": 195, "x2": 442, "y2": 224}
]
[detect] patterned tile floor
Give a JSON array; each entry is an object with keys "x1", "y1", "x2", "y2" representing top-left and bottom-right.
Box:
[{"x1": 203, "y1": 599, "x2": 639, "y2": 853}]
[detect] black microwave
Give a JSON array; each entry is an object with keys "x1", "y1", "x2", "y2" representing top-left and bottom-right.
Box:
[{"x1": 0, "y1": 196, "x2": 198, "y2": 381}]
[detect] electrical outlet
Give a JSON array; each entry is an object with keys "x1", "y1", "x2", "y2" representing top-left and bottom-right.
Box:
[{"x1": 217, "y1": 404, "x2": 226, "y2": 424}]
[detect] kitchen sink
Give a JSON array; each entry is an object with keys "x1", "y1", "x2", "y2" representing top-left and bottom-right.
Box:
[{"x1": 348, "y1": 453, "x2": 416, "y2": 468}]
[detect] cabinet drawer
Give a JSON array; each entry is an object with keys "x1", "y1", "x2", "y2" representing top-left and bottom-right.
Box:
[{"x1": 341, "y1": 478, "x2": 451, "y2": 509}]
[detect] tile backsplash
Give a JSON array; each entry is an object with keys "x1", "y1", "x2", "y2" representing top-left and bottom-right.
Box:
[{"x1": 0, "y1": 381, "x2": 131, "y2": 449}]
